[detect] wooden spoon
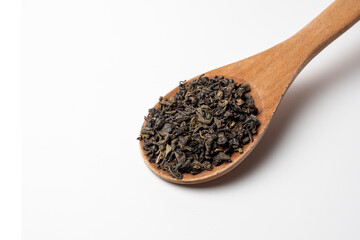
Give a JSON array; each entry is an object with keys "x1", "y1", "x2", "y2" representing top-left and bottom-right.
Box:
[{"x1": 140, "y1": 0, "x2": 360, "y2": 184}]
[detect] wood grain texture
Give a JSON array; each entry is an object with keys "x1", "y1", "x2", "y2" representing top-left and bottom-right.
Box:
[{"x1": 140, "y1": 0, "x2": 360, "y2": 184}]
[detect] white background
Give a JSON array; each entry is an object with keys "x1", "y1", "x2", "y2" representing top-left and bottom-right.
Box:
[
  {"x1": 0, "y1": 1, "x2": 21, "y2": 240},
  {"x1": 21, "y1": 0, "x2": 360, "y2": 239}
]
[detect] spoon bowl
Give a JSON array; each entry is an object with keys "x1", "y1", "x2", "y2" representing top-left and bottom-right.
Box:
[
  {"x1": 139, "y1": 0, "x2": 360, "y2": 184},
  {"x1": 140, "y1": 74, "x2": 266, "y2": 184}
]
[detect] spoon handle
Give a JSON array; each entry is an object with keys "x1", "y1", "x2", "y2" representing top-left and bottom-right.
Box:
[{"x1": 282, "y1": 0, "x2": 360, "y2": 79}]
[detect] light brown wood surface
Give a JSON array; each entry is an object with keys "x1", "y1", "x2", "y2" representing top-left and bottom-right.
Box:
[{"x1": 140, "y1": 0, "x2": 360, "y2": 184}]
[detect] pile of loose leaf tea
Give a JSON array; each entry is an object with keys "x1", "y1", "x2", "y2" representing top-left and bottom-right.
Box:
[{"x1": 138, "y1": 75, "x2": 260, "y2": 179}]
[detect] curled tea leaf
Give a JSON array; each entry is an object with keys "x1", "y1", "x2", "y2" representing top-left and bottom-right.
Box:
[{"x1": 196, "y1": 106, "x2": 213, "y2": 125}]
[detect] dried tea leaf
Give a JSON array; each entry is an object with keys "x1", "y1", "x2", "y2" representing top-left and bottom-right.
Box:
[
  {"x1": 165, "y1": 144, "x2": 172, "y2": 157},
  {"x1": 236, "y1": 99, "x2": 244, "y2": 106},
  {"x1": 196, "y1": 106, "x2": 213, "y2": 125},
  {"x1": 202, "y1": 161, "x2": 212, "y2": 171},
  {"x1": 138, "y1": 75, "x2": 259, "y2": 179}
]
